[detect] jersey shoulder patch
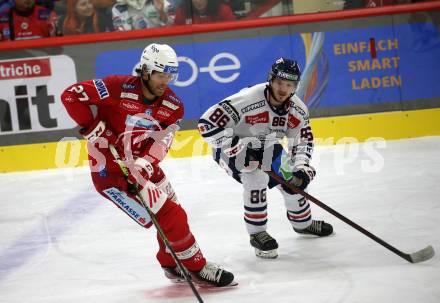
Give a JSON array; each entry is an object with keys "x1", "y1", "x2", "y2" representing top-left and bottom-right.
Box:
[
  {"x1": 93, "y1": 79, "x2": 110, "y2": 99},
  {"x1": 289, "y1": 96, "x2": 309, "y2": 120}
]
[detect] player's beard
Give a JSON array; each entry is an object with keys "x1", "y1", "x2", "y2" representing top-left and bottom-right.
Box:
[
  {"x1": 142, "y1": 77, "x2": 166, "y2": 97},
  {"x1": 268, "y1": 87, "x2": 290, "y2": 108}
]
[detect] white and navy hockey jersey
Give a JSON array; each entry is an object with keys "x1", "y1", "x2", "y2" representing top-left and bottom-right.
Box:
[
  {"x1": 112, "y1": 0, "x2": 174, "y2": 31},
  {"x1": 198, "y1": 83, "x2": 314, "y2": 167}
]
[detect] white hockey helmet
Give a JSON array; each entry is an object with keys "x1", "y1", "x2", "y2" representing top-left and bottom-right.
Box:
[{"x1": 139, "y1": 43, "x2": 179, "y2": 83}]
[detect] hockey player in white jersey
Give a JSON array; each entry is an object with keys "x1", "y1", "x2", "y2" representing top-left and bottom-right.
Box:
[
  {"x1": 112, "y1": 0, "x2": 174, "y2": 31},
  {"x1": 198, "y1": 58, "x2": 333, "y2": 259}
]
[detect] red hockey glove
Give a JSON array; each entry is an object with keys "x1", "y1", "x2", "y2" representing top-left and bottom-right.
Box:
[
  {"x1": 80, "y1": 118, "x2": 117, "y2": 146},
  {"x1": 126, "y1": 157, "x2": 155, "y2": 187}
]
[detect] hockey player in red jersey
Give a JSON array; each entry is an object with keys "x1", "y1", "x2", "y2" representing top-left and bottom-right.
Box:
[{"x1": 61, "y1": 43, "x2": 235, "y2": 287}]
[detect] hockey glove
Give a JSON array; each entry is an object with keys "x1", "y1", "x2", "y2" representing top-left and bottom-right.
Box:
[
  {"x1": 126, "y1": 157, "x2": 155, "y2": 189},
  {"x1": 223, "y1": 137, "x2": 262, "y2": 172},
  {"x1": 283, "y1": 164, "x2": 316, "y2": 192},
  {"x1": 80, "y1": 118, "x2": 117, "y2": 146}
]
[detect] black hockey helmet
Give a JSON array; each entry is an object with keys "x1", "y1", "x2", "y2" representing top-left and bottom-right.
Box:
[{"x1": 268, "y1": 58, "x2": 301, "y2": 82}]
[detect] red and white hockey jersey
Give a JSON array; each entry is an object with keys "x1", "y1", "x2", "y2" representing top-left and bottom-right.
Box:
[{"x1": 61, "y1": 74, "x2": 184, "y2": 165}]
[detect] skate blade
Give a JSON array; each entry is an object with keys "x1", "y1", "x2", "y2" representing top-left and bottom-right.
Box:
[
  {"x1": 255, "y1": 248, "x2": 278, "y2": 259},
  {"x1": 167, "y1": 277, "x2": 239, "y2": 288},
  {"x1": 195, "y1": 280, "x2": 239, "y2": 288}
]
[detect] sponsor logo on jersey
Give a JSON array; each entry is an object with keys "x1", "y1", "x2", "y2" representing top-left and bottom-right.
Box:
[
  {"x1": 167, "y1": 94, "x2": 181, "y2": 104},
  {"x1": 120, "y1": 92, "x2": 138, "y2": 100},
  {"x1": 220, "y1": 100, "x2": 240, "y2": 123},
  {"x1": 245, "y1": 112, "x2": 269, "y2": 125},
  {"x1": 103, "y1": 187, "x2": 149, "y2": 225},
  {"x1": 122, "y1": 83, "x2": 136, "y2": 90},
  {"x1": 162, "y1": 100, "x2": 179, "y2": 110},
  {"x1": 93, "y1": 79, "x2": 109, "y2": 99},
  {"x1": 126, "y1": 114, "x2": 157, "y2": 129},
  {"x1": 287, "y1": 114, "x2": 301, "y2": 128},
  {"x1": 120, "y1": 99, "x2": 142, "y2": 112},
  {"x1": 241, "y1": 100, "x2": 266, "y2": 113},
  {"x1": 157, "y1": 108, "x2": 172, "y2": 119}
]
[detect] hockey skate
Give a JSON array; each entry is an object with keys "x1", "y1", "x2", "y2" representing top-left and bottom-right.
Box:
[
  {"x1": 191, "y1": 262, "x2": 237, "y2": 287},
  {"x1": 293, "y1": 220, "x2": 333, "y2": 237},
  {"x1": 162, "y1": 266, "x2": 187, "y2": 283},
  {"x1": 163, "y1": 262, "x2": 237, "y2": 287},
  {"x1": 250, "y1": 231, "x2": 279, "y2": 259}
]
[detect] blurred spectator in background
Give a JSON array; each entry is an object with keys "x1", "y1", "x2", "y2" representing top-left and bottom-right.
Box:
[
  {"x1": 1, "y1": 0, "x2": 15, "y2": 17},
  {"x1": 343, "y1": 0, "x2": 395, "y2": 9},
  {"x1": 36, "y1": 0, "x2": 59, "y2": 10},
  {"x1": 112, "y1": 0, "x2": 174, "y2": 31},
  {"x1": 92, "y1": 0, "x2": 115, "y2": 31},
  {"x1": 59, "y1": 0, "x2": 113, "y2": 35},
  {"x1": 174, "y1": 0, "x2": 235, "y2": 25},
  {"x1": 0, "y1": 0, "x2": 59, "y2": 41}
]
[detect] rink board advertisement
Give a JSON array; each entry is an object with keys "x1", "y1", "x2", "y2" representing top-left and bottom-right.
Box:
[
  {"x1": 1, "y1": 11, "x2": 440, "y2": 172},
  {"x1": 95, "y1": 22, "x2": 440, "y2": 119},
  {"x1": 0, "y1": 55, "x2": 77, "y2": 134}
]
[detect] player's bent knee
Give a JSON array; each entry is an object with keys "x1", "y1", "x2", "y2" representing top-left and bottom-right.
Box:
[{"x1": 139, "y1": 180, "x2": 168, "y2": 214}]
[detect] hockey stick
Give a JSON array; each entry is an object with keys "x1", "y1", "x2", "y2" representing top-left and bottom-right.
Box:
[
  {"x1": 266, "y1": 169, "x2": 435, "y2": 264},
  {"x1": 109, "y1": 145, "x2": 204, "y2": 303}
]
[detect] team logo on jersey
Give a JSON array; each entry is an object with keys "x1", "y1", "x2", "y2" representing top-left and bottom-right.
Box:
[
  {"x1": 93, "y1": 79, "x2": 109, "y2": 99},
  {"x1": 145, "y1": 109, "x2": 153, "y2": 116},
  {"x1": 287, "y1": 114, "x2": 301, "y2": 128},
  {"x1": 21, "y1": 22, "x2": 29, "y2": 30},
  {"x1": 120, "y1": 99, "x2": 142, "y2": 112},
  {"x1": 162, "y1": 100, "x2": 179, "y2": 110},
  {"x1": 120, "y1": 92, "x2": 138, "y2": 100},
  {"x1": 241, "y1": 100, "x2": 266, "y2": 114},
  {"x1": 245, "y1": 112, "x2": 269, "y2": 125}
]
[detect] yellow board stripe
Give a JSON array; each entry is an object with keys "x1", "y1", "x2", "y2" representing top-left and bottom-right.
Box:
[{"x1": 1, "y1": 108, "x2": 439, "y2": 173}]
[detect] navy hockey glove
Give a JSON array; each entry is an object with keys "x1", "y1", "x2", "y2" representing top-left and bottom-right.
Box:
[
  {"x1": 223, "y1": 136, "x2": 263, "y2": 172},
  {"x1": 283, "y1": 164, "x2": 316, "y2": 192}
]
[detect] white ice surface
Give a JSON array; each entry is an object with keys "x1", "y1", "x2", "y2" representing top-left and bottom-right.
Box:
[{"x1": 0, "y1": 137, "x2": 439, "y2": 303}]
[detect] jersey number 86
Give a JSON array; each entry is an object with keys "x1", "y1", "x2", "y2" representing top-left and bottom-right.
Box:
[{"x1": 209, "y1": 108, "x2": 230, "y2": 127}]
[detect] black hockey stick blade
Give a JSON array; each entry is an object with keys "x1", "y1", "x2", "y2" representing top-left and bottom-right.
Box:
[{"x1": 407, "y1": 245, "x2": 435, "y2": 263}]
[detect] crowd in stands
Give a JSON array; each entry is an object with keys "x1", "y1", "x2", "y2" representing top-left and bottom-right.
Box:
[{"x1": 0, "y1": 0, "x2": 437, "y2": 41}]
